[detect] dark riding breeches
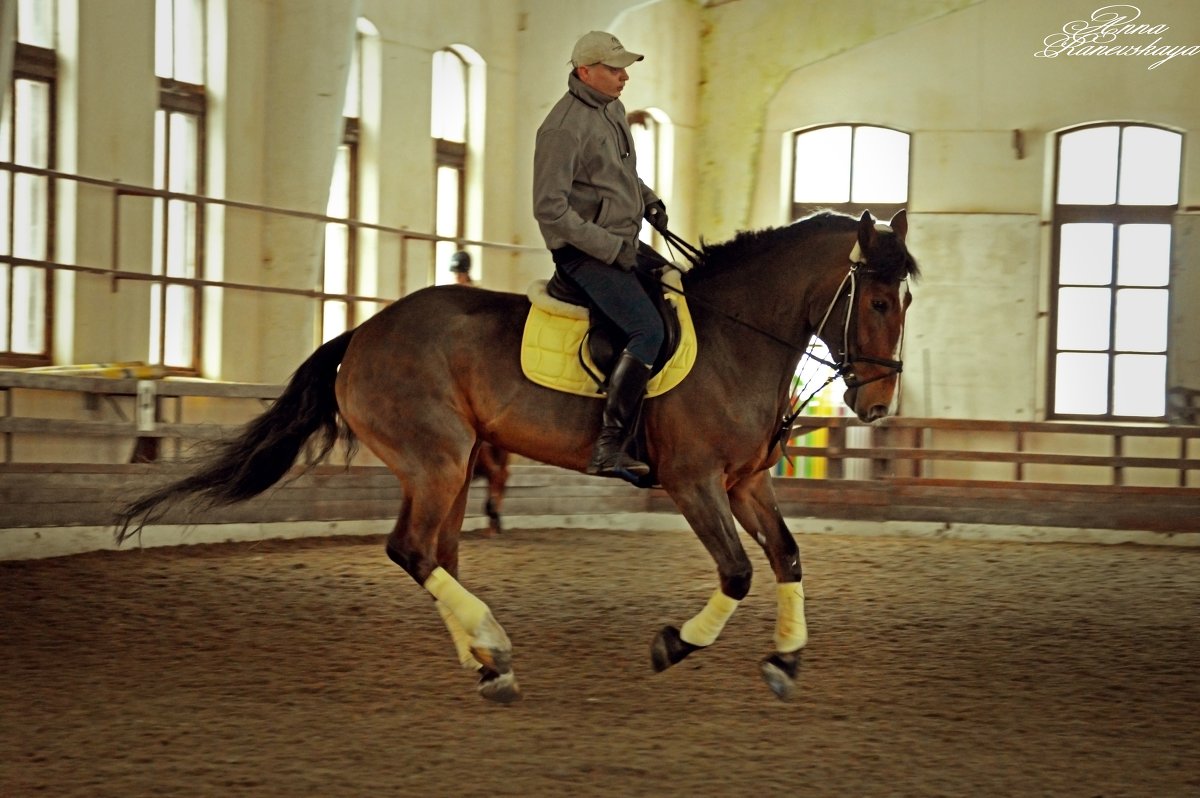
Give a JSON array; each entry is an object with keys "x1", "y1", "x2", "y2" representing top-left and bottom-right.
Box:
[{"x1": 555, "y1": 253, "x2": 664, "y2": 367}]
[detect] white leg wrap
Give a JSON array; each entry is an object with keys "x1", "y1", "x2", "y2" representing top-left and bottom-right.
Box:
[
  {"x1": 775, "y1": 581, "x2": 808, "y2": 653},
  {"x1": 436, "y1": 600, "x2": 483, "y2": 671},
  {"x1": 424, "y1": 567, "x2": 510, "y2": 659},
  {"x1": 424, "y1": 567, "x2": 489, "y2": 634},
  {"x1": 680, "y1": 589, "x2": 740, "y2": 647}
]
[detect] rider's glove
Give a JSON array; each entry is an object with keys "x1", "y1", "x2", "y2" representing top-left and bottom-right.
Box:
[{"x1": 644, "y1": 201, "x2": 669, "y2": 233}]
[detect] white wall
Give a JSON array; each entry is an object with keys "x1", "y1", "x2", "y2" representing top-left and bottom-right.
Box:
[
  {"x1": 745, "y1": 0, "x2": 1200, "y2": 418},
  {"x1": 13, "y1": 0, "x2": 1200, "y2": 432}
]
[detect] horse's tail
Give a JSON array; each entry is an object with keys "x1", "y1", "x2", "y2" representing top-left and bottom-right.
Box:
[{"x1": 114, "y1": 329, "x2": 357, "y2": 544}]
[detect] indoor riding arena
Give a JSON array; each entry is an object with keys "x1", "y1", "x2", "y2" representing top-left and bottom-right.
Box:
[{"x1": 3, "y1": 1, "x2": 1199, "y2": 797}]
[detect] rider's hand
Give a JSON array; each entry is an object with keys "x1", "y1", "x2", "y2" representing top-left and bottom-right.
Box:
[
  {"x1": 614, "y1": 239, "x2": 638, "y2": 272},
  {"x1": 644, "y1": 201, "x2": 669, "y2": 233}
]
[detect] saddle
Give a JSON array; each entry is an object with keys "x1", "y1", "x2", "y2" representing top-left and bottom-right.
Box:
[{"x1": 520, "y1": 257, "x2": 697, "y2": 398}]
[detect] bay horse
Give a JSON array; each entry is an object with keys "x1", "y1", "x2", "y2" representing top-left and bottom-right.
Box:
[
  {"x1": 115, "y1": 209, "x2": 918, "y2": 704},
  {"x1": 472, "y1": 442, "x2": 510, "y2": 536}
]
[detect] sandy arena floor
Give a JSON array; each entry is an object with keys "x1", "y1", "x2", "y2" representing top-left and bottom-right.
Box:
[{"x1": 2, "y1": 526, "x2": 1198, "y2": 797}]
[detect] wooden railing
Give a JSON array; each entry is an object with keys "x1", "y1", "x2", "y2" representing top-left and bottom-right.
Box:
[
  {"x1": 784, "y1": 416, "x2": 1200, "y2": 489},
  {"x1": 765, "y1": 416, "x2": 1200, "y2": 535},
  {"x1": 4, "y1": 370, "x2": 1199, "y2": 485},
  {"x1": 0, "y1": 369, "x2": 282, "y2": 464},
  {"x1": 3, "y1": 371, "x2": 1198, "y2": 537}
]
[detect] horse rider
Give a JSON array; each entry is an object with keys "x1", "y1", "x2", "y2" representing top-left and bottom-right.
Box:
[{"x1": 532, "y1": 30, "x2": 670, "y2": 482}]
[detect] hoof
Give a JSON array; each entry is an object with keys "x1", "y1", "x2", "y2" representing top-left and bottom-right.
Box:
[
  {"x1": 650, "y1": 625, "x2": 699, "y2": 672},
  {"x1": 469, "y1": 644, "x2": 512, "y2": 675},
  {"x1": 759, "y1": 652, "x2": 800, "y2": 701},
  {"x1": 469, "y1": 614, "x2": 513, "y2": 674},
  {"x1": 478, "y1": 668, "x2": 522, "y2": 704},
  {"x1": 485, "y1": 507, "x2": 502, "y2": 536}
]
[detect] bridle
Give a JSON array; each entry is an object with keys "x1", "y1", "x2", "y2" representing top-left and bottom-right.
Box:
[
  {"x1": 775, "y1": 243, "x2": 907, "y2": 450},
  {"x1": 658, "y1": 226, "x2": 907, "y2": 453},
  {"x1": 809, "y1": 242, "x2": 906, "y2": 390}
]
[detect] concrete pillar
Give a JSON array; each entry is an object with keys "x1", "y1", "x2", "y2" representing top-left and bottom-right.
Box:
[
  {"x1": 253, "y1": 0, "x2": 359, "y2": 382},
  {"x1": 61, "y1": 0, "x2": 158, "y2": 367}
]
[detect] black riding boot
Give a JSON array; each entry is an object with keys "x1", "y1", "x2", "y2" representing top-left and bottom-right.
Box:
[{"x1": 587, "y1": 350, "x2": 653, "y2": 481}]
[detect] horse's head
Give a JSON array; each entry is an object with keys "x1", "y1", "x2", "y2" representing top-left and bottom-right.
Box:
[{"x1": 818, "y1": 210, "x2": 917, "y2": 422}]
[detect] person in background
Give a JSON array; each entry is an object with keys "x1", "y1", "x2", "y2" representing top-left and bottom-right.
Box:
[
  {"x1": 532, "y1": 30, "x2": 670, "y2": 483},
  {"x1": 449, "y1": 250, "x2": 474, "y2": 285}
]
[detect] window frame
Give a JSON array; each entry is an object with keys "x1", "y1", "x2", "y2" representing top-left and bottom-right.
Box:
[
  {"x1": 431, "y1": 47, "x2": 468, "y2": 284},
  {"x1": 1, "y1": 41, "x2": 58, "y2": 366},
  {"x1": 150, "y1": 77, "x2": 207, "y2": 374},
  {"x1": 790, "y1": 123, "x2": 909, "y2": 223},
  {"x1": 319, "y1": 116, "x2": 360, "y2": 343},
  {"x1": 1047, "y1": 122, "x2": 1180, "y2": 421}
]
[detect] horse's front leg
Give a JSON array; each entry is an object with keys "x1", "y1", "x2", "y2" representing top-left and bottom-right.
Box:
[
  {"x1": 651, "y1": 474, "x2": 753, "y2": 673},
  {"x1": 729, "y1": 470, "x2": 807, "y2": 700}
]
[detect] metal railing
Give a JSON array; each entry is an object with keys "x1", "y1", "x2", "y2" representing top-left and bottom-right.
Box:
[{"x1": 1, "y1": 161, "x2": 542, "y2": 310}]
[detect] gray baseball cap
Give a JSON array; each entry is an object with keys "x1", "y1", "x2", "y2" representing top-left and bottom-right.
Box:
[{"x1": 571, "y1": 31, "x2": 644, "y2": 69}]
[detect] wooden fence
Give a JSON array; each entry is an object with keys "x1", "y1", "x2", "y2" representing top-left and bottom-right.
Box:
[
  {"x1": 765, "y1": 416, "x2": 1200, "y2": 534},
  {"x1": 2, "y1": 371, "x2": 1198, "y2": 537}
]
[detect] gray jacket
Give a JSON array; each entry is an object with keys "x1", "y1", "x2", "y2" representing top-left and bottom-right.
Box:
[{"x1": 533, "y1": 72, "x2": 659, "y2": 264}]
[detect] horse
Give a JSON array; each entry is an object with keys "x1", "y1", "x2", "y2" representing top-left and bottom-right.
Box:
[
  {"x1": 115, "y1": 209, "x2": 919, "y2": 704},
  {"x1": 472, "y1": 442, "x2": 510, "y2": 536}
]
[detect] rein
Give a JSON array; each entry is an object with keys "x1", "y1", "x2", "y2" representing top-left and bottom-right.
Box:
[{"x1": 658, "y1": 227, "x2": 905, "y2": 456}]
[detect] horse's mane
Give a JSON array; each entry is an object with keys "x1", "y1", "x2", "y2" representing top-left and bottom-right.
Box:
[{"x1": 686, "y1": 211, "x2": 919, "y2": 284}]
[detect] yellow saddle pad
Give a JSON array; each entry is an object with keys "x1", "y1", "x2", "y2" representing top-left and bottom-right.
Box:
[{"x1": 520, "y1": 271, "x2": 698, "y2": 398}]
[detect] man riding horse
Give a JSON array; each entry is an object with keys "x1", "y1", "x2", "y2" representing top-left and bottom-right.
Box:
[{"x1": 532, "y1": 31, "x2": 670, "y2": 483}]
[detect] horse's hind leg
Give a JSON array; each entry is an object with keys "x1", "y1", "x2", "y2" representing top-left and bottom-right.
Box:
[
  {"x1": 426, "y1": 467, "x2": 522, "y2": 703},
  {"x1": 378, "y1": 448, "x2": 521, "y2": 704},
  {"x1": 728, "y1": 471, "x2": 807, "y2": 701},
  {"x1": 651, "y1": 474, "x2": 752, "y2": 673},
  {"x1": 479, "y1": 445, "x2": 510, "y2": 535}
]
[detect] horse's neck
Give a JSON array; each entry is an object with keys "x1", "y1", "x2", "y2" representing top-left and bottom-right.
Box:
[
  {"x1": 688, "y1": 273, "x2": 808, "y2": 390},
  {"x1": 688, "y1": 233, "x2": 852, "y2": 393},
  {"x1": 696, "y1": 236, "x2": 844, "y2": 342}
]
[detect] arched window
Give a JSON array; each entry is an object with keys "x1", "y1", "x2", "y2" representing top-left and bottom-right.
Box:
[
  {"x1": 431, "y1": 48, "x2": 468, "y2": 284},
  {"x1": 791, "y1": 124, "x2": 910, "y2": 221},
  {"x1": 1049, "y1": 123, "x2": 1182, "y2": 419},
  {"x1": 151, "y1": 0, "x2": 206, "y2": 372},
  {"x1": 1, "y1": 0, "x2": 57, "y2": 365},
  {"x1": 320, "y1": 20, "x2": 367, "y2": 343}
]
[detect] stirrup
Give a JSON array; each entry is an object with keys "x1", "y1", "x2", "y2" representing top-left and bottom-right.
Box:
[{"x1": 587, "y1": 450, "x2": 650, "y2": 481}]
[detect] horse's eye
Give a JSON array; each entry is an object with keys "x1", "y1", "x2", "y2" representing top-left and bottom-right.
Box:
[{"x1": 871, "y1": 299, "x2": 888, "y2": 313}]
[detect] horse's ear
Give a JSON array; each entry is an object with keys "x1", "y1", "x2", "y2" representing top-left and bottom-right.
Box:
[
  {"x1": 857, "y1": 210, "x2": 877, "y2": 251},
  {"x1": 889, "y1": 209, "x2": 908, "y2": 243}
]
